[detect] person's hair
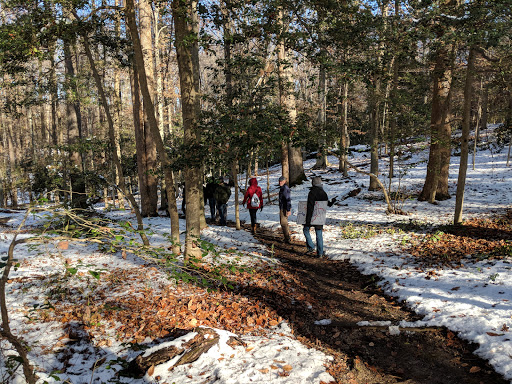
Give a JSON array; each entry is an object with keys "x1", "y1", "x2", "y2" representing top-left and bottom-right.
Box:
[{"x1": 312, "y1": 176, "x2": 322, "y2": 186}]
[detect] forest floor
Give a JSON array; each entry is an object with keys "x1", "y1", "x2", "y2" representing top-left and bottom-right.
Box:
[
  {"x1": 245, "y1": 222, "x2": 509, "y2": 384},
  {"x1": 2, "y1": 128, "x2": 512, "y2": 383}
]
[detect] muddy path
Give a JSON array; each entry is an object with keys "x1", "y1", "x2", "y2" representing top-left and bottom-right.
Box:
[{"x1": 238, "y1": 224, "x2": 508, "y2": 384}]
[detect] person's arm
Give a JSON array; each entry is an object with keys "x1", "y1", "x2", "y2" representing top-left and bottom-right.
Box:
[{"x1": 284, "y1": 186, "x2": 292, "y2": 212}]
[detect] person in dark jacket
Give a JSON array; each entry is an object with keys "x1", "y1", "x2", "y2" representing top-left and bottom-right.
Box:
[
  {"x1": 203, "y1": 179, "x2": 217, "y2": 221},
  {"x1": 278, "y1": 176, "x2": 291, "y2": 243},
  {"x1": 214, "y1": 177, "x2": 231, "y2": 226},
  {"x1": 242, "y1": 177, "x2": 263, "y2": 233},
  {"x1": 303, "y1": 176, "x2": 328, "y2": 257}
]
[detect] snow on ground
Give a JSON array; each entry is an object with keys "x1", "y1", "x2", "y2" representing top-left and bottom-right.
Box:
[{"x1": 1, "y1": 128, "x2": 512, "y2": 383}]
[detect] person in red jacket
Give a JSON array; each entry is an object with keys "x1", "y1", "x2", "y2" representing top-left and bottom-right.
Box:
[{"x1": 242, "y1": 177, "x2": 263, "y2": 233}]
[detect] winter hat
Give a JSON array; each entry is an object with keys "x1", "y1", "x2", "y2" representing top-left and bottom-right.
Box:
[
  {"x1": 312, "y1": 176, "x2": 323, "y2": 187},
  {"x1": 278, "y1": 176, "x2": 286, "y2": 183}
]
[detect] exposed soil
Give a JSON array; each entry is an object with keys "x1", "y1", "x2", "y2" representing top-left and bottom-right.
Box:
[{"x1": 241, "y1": 224, "x2": 508, "y2": 384}]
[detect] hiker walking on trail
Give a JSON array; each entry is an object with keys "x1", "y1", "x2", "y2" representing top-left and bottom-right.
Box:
[
  {"x1": 214, "y1": 177, "x2": 231, "y2": 226},
  {"x1": 242, "y1": 177, "x2": 263, "y2": 233},
  {"x1": 278, "y1": 176, "x2": 292, "y2": 243},
  {"x1": 304, "y1": 176, "x2": 328, "y2": 257}
]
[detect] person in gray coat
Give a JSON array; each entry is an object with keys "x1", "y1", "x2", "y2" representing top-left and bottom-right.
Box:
[{"x1": 303, "y1": 176, "x2": 328, "y2": 257}]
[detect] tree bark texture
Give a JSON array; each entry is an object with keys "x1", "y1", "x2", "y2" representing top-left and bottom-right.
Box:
[
  {"x1": 172, "y1": 0, "x2": 203, "y2": 260},
  {"x1": 277, "y1": 11, "x2": 305, "y2": 185},
  {"x1": 418, "y1": 42, "x2": 456, "y2": 202},
  {"x1": 339, "y1": 80, "x2": 350, "y2": 177},
  {"x1": 138, "y1": 0, "x2": 159, "y2": 216},
  {"x1": 125, "y1": 0, "x2": 181, "y2": 254},
  {"x1": 454, "y1": 48, "x2": 476, "y2": 224},
  {"x1": 63, "y1": 37, "x2": 87, "y2": 209},
  {"x1": 313, "y1": 63, "x2": 328, "y2": 170}
]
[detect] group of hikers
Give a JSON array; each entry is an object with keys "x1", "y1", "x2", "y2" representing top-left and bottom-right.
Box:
[{"x1": 200, "y1": 175, "x2": 330, "y2": 258}]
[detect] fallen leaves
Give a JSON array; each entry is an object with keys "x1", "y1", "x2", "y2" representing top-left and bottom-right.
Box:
[
  {"x1": 48, "y1": 263, "x2": 295, "y2": 344},
  {"x1": 406, "y1": 209, "x2": 512, "y2": 267}
]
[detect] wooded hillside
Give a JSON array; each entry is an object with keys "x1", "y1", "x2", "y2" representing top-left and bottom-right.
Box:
[{"x1": 0, "y1": 0, "x2": 511, "y2": 254}]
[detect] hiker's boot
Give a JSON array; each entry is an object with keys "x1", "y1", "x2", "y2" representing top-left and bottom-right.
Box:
[{"x1": 251, "y1": 224, "x2": 257, "y2": 234}]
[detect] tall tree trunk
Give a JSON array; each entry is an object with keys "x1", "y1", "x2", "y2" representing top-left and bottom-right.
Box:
[
  {"x1": 419, "y1": 0, "x2": 459, "y2": 201},
  {"x1": 154, "y1": 9, "x2": 166, "y2": 138},
  {"x1": 277, "y1": 9, "x2": 289, "y2": 182},
  {"x1": 113, "y1": 0, "x2": 125, "y2": 208},
  {"x1": 280, "y1": 141, "x2": 289, "y2": 182},
  {"x1": 277, "y1": 9, "x2": 305, "y2": 185},
  {"x1": 313, "y1": 63, "x2": 328, "y2": 170},
  {"x1": 479, "y1": 79, "x2": 489, "y2": 132},
  {"x1": 454, "y1": 48, "x2": 476, "y2": 224},
  {"x1": 232, "y1": 161, "x2": 240, "y2": 230},
  {"x1": 506, "y1": 82, "x2": 512, "y2": 166},
  {"x1": 369, "y1": 83, "x2": 381, "y2": 191},
  {"x1": 473, "y1": 78, "x2": 488, "y2": 169},
  {"x1": 126, "y1": 0, "x2": 181, "y2": 254},
  {"x1": 388, "y1": 0, "x2": 401, "y2": 183},
  {"x1": 171, "y1": 0, "x2": 203, "y2": 260},
  {"x1": 138, "y1": 0, "x2": 159, "y2": 216},
  {"x1": 368, "y1": 2, "x2": 390, "y2": 191},
  {"x1": 6, "y1": 124, "x2": 17, "y2": 208},
  {"x1": 63, "y1": 37, "x2": 86, "y2": 208},
  {"x1": 289, "y1": 145, "x2": 306, "y2": 186},
  {"x1": 222, "y1": 0, "x2": 239, "y2": 230},
  {"x1": 80, "y1": 28, "x2": 150, "y2": 246},
  {"x1": 418, "y1": 42, "x2": 456, "y2": 202},
  {"x1": 339, "y1": 79, "x2": 350, "y2": 176}
]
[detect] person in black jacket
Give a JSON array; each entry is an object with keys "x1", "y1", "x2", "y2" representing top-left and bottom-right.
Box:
[
  {"x1": 303, "y1": 176, "x2": 328, "y2": 257},
  {"x1": 203, "y1": 179, "x2": 217, "y2": 221},
  {"x1": 214, "y1": 177, "x2": 231, "y2": 226},
  {"x1": 278, "y1": 176, "x2": 292, "y2": 243}
]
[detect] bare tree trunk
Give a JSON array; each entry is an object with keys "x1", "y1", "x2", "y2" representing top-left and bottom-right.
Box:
[
  {"x1": 277, "y1": 10, "x2": 305, "y2": 186},
  {"x1": 63, "y1": 35, "x2": 87, "y2": 209},
  {"x1": 171, "y1": 0, "x2": 203, "y2": 260},
  {"x1": 369, "y1": 85, "x2": 381, "y2": 191},
  {"x1": 112, "y1": 0, "x2": 125, "y2": 208},
  {"x1": 339, "y1": 80, "x2": 350, "y2": 177},
  {"x1": 369, "y1": 2, "x2": 390, "y2": 191},
  {"x1": 232, "y1": 161, "x2": 240, "y2": 230},
  {"x1": 479, "y1": 79, "x2": 489, "y2": 132},
  {"x1": 506, "y1": 82, "x2": 512, "y2": 166},
  {"x1": 280, "y1": 141, "x2": 289, "y2": 182},
  {"x1": 419, "y1": 42, "x2": 455, "y2": 202},
  {"x1": 388, "y1": 3, "x2": 400, "y2": 183},
  {"x1": 126, "y1": 0, "x2": 181, "y2": 254},
  {"x1": 154, "y1": 8, "x2": 168, "y2": 139},
  {"x1": 472, "y1": 78, "x2": 487, "y2": 170},
  {"x1": 138, "y1": 0, "x2": 159, "y2": 216},
  {"x1": 313, "y1": 63, "x2": 328, "y2": 169},
  {"x1": 6, "y1": 124, "x2": 17, "y2": 208},
  {"x1": 266, "y1": 157, "x2": 271, "y2": 203},
  {"x1": 289, "y1": 145, "x2": 306, "y2": 186},
  {"x1": 454, "y1": 48, "x2": 476, "y2": 224},
  {"x1": 80, "y1": 28, "x2": 150, "y2": 246}
]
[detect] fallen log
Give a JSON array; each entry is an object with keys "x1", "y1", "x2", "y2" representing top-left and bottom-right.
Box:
[{"x1": 124, "y1": 327, "x2": 225, "y2": 378}]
